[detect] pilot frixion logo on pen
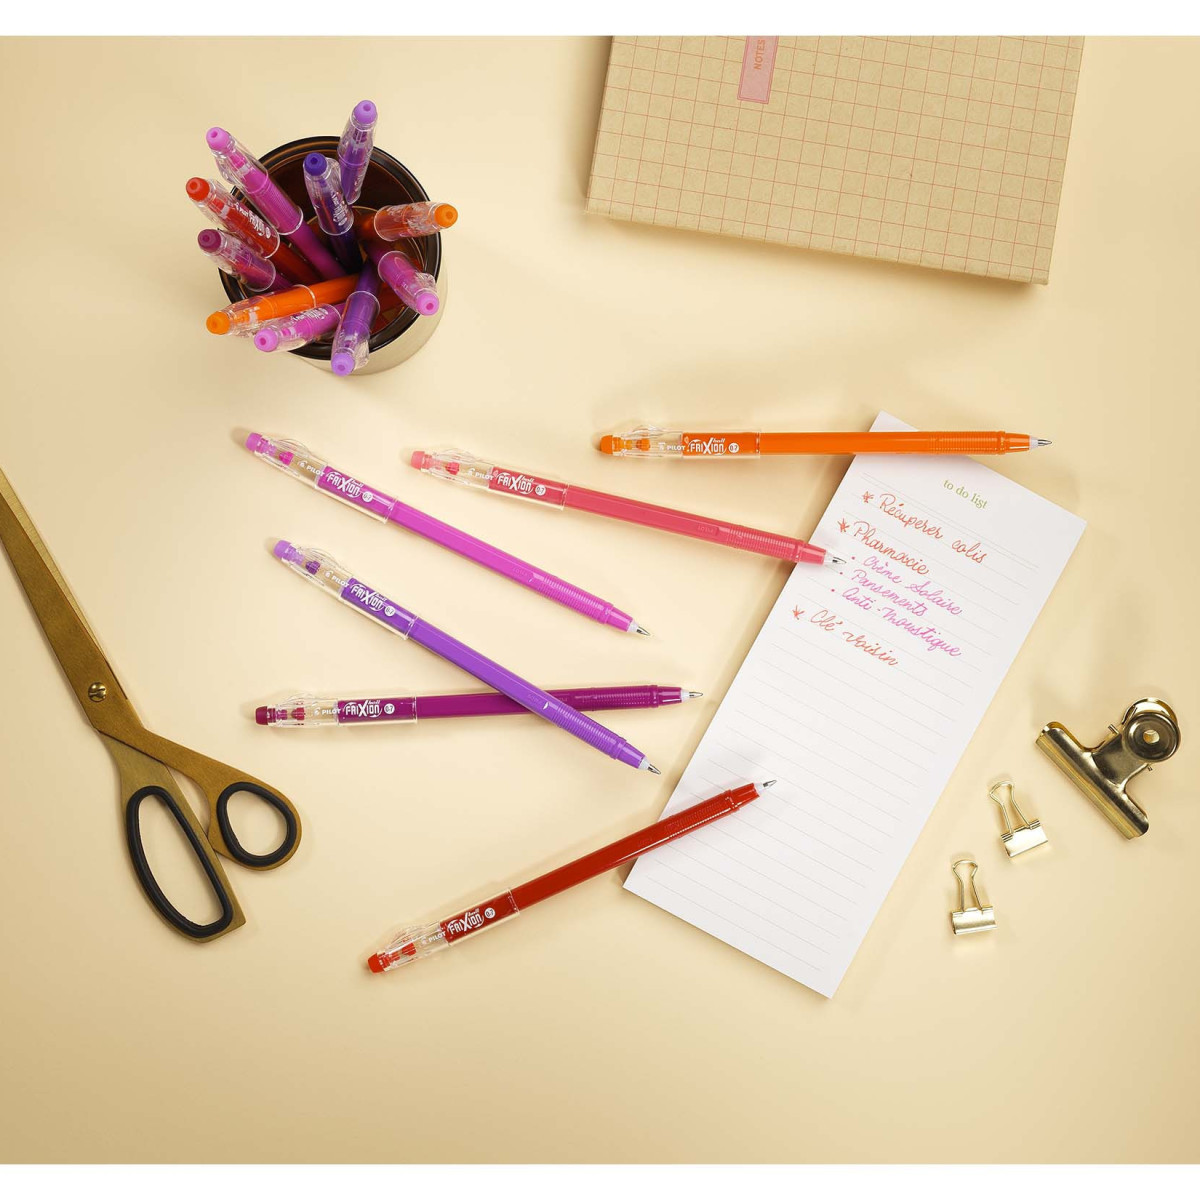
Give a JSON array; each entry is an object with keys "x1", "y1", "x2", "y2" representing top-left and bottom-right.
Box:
[
  {"x1": 346, "y1": 582, "x2": 396, "y2": 618},
  {"x1": 343, "y1": 699, "x2": 384, "y2": 719},
  {"x1": 325, "y1": 470, "x2": 370, "y2": 501},
  {"x1": 493, "y1": 471, "x2": 547, "y2": 498},
  {"x1": 685, "y1": 436, "x2": 740, "y2": 456},
  {"x1": 445, "y1": 908, "x2": 486, "y2": 936}
]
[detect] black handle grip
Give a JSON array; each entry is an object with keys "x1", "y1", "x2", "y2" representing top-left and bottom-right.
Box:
[
  {"x1": 124, "y1": 785, "x2": 238, "y2": 941},
  {"x1": 215, "y1": 781, "x2": 300, "y2": 868}
]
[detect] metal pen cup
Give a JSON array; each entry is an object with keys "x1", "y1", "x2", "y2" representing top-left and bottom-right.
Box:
[{"x1": 217, "y1": 136, "x2": 445, "y2": 374}]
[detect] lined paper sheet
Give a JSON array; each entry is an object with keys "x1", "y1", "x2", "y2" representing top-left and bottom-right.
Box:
[{"x1": 625, "y1": 413, "x2": 1085, "y2": 996}]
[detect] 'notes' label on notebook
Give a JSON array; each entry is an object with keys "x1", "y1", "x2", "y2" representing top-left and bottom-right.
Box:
[{"x1": 624, "y1": 411, "x2": 1085, "y2": 997}]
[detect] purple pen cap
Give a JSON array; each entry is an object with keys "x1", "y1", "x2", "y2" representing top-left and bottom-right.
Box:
[
  {"x1": 303, "y1": 152, "x2": 327, "y2": 176},
  {"x1": 245, "y1": 432, "x2": 269, "y2": 453},
  {"x1": 197, "y1": 228, "x2": 222, "y2": 252},
  {"x1": 254, "y1": 328, "x2": 282, "y2": 353},
  {"x1": 206, "y1": 127, "x2": 233, "y2": 152},
  {"x1": 354, "y1": 100, "x2": 377, "y2": 126},
  {"x1": 272, "y1": 539, "x2": 303, "y2": 564},
  {"x1": 254, "y1": 706, "x2": 271, "y2": 726},
  {"x1": 330, "y1": 350, "x2": 356, "y2": 376}
]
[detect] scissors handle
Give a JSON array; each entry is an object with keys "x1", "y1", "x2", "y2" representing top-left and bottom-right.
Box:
[
  {"x1": 103, "y1": 736, "x2": 246, "y2": 942},
  {"x1": 136, "y1": 731, "x2": 302, "y2": 870},
  {"x1": 213, "y1": 780, "x2": 300, "y2": 868}
]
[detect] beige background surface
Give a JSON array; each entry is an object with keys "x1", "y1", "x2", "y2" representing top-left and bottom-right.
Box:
[{"x1": 0, "y1": 37, "x2": 1196, "y2": 1164}]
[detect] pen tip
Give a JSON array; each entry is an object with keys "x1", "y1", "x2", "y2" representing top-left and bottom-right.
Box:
[
  {"x1": 828, "y1": 555, "x2": 846, "y2": 565},
  {"x1": 761, "y1": 779, "x2": 777, "y2": 789},
  {"x1": 1033, "y1": 438, "x2": 1053, "y2": 448},
  {"x1": 633, "y1": 624, "x2": 651, "y2": 636},
  {"x1": 647, "y1": 764, "x2": 662, "y2": 775},
  {"x1": 684, "y1": 690, "x2": 704, "y2": 700}
]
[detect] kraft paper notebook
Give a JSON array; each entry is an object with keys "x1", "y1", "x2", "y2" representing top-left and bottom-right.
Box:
[
  {"x1": 587, "y1": 36, "x2": 1083, "y2": 282},
  {"x1": 625, "y1": 413, "x2": 1085, "y2": 997}
]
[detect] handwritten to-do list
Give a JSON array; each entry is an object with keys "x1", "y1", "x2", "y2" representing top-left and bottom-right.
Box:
[{"x1": 625, "y1": 412, "x2": 1085, "y2": 996}]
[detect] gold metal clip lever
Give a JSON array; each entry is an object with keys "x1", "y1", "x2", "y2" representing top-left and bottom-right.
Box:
[
  {"x1": 989, "y1": 779, "x2": 1048, "y2": 857},
  {"x1": 950, "y1": 859, "x2": 995, "y2": 935},
  {"x1": 1037, "y1": 698, "x2": 1180, "y2": 839}
]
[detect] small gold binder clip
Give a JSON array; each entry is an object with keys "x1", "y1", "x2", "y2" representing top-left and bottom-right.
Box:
[
  {"x1": 950, "y1": 859, "x2": 995, "y2": 936},
  {"x1": 989, "y1": 779, "x2": 1047, "y2": 857}
]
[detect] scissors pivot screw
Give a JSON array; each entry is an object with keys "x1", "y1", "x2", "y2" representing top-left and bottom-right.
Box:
[{"x1": 87, "y1": 682, "x2": 107, "y2": 703}]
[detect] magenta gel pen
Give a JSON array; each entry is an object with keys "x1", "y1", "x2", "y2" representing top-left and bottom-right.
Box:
[
  {"x1": 244, "y1": 433, "x2": 647, "y2": 635},
  {"x1": 206, "y1": 127, "x2": 343, "y2": 281},
  {"x1": 330, "y1": 262, "x2": 380, "y2": 376},
  {"x1": 302, "y1": 153, "x2": 361, "y2": 273},
  {"x1": 270, "y1": 541, "x2": 659, "y2": 773},
  {"x1": 255, "y1": 686, "x2": 701, "y2": 727},
  {"x1": 337, "y1": 99, "x2": 377, "y2": 205},
  {"x1": 197, "y1": 228, "x2": 277, "y2": 293},
  {"x1": 253, "y1": 305, "x2": 343, "y2": 353},
  {"x1": 366, "y1": 240, "x2": 439, "y2": 316}
]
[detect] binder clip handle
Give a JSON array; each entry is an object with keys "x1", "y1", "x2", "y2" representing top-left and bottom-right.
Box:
[
  {"x1": 950, "y1": 858, "x2": 996, "y2": 935},
  {"x1": 988, "y1": 778, "x2": 1048, "y2": 856},
  {"x1": 952, "y1": 858, "x2": 983, "y2": 911}
]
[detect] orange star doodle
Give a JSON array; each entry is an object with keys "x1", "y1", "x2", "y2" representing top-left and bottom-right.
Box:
[
  {"x1": 862, "y1": 491, "x2": 874, "y2": 503},
  {"x1": 838, "y1": 519, "x2": 849, "y2": 533},
  {"x1": 792, "y1": 606, "x2": 804, "y2": 620}
]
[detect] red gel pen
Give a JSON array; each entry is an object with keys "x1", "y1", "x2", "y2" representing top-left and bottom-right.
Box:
[{"x1": 366, "y1": 780, "x2": 774, "y2": 974}]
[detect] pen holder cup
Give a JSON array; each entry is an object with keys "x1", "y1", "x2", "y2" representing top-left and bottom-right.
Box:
[{"x1": 218, "y1": 136, "x2": 445, "y2": 375}]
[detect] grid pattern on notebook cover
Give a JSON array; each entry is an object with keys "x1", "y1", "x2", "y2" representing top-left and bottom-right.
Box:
[{"x1": 586, "y1": 36, "x2": 1083, "y2": 283}]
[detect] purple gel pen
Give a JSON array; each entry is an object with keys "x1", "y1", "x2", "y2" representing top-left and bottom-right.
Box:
[
  {"x1": 206, "y1": 127, "x2": 343, "y2": 281},
  {"x1": 337, "y1": 99, "x2": 377, "y2": 205},
  {"x1": 330, "y1": 261, "x2": 380, "y2": 376},
  {"x1": 302, "y1": 153, "x2": 361, "y2": 273},
  {"x1": 253, "y1": 304, "x2": 343, "y2": 353},
  {"x1": 197, "y1": 228, "x2": 277, "y2": 292},
  {"x1": 367, "y1": 240, "x2": 439, "y2": 316},
  {"x1": 270, "y1": 541, "x2": 659, "y2": 773}
]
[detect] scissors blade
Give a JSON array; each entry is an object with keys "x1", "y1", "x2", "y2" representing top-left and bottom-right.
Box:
[{"x1": 0, "y1": 465, "x2": 144, "y2": 738}]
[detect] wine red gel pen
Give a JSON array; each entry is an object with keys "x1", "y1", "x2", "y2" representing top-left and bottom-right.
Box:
[{"x1": 366, "y1": 780, "x2": 773, "y2": 974}]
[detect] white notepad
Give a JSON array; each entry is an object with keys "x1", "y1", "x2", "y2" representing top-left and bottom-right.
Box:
[{"x1": 625, "y1": 412, "x2": 1085, "y2": 996}]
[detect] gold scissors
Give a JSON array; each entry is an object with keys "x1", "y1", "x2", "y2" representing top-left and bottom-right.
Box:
[{"x1": 0, "y1": 465, "x2": 300, "y2": 942}]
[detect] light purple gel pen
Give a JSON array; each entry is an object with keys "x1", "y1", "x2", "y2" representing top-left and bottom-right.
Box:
[
  {"x1": 244, "y1": 433, "x2": 647, "y2": 635},
  {"x1": 197, "y1": 228, "x2": 277, "y2": 292},
  {"x1": 253, "y1": 304, "x2": 343, "y2": 353},
  {"x1": 206, "y1": 127, "x2": 344, "y2": 281},
  {"x1": 302, "y1": 153, "x2": 361, "y2": 273},
  {"x1": 330, "y1": 262, "x2": 380, "y2": 376},
  {"x1": 337, "y1": 100, "x2": 377, "y2": 205},
  {"x1": 270, "y1": 540, "x2": 659, "y2": 773},
  {"x1": 366, "y1": 240, "x2": 439, "y2": 316}
]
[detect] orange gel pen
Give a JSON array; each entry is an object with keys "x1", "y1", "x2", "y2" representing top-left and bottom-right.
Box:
[
  {"x1": 206, "y1": 275, "x2": 361, "y2": 335},
  {"x1": 600, "y1": 426, "x2": 1052, "y2": 458}
]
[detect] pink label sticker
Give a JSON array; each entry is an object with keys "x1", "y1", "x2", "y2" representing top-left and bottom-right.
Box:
[{"x1": 738, "y1": 36, "x2": 778, "y2": 103}]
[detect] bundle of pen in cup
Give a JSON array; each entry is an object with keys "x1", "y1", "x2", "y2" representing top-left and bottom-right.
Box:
[{"x1": 188, "y1": 100, "x2": 456, "y2": 376}]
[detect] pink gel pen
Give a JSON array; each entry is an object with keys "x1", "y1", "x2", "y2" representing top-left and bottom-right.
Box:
[{"x1": 409, "y1": 449, "x2": 843, "y2": 566}]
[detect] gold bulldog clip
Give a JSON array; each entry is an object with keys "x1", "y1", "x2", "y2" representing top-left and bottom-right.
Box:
[{"x1": 1036, "y1": 698, "x2": 1180, "y2": 839}]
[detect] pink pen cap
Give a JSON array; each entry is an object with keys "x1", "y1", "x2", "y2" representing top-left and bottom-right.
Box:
[{"x1": 366, "y1": 241, "x2": 439, "y2": 316}]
